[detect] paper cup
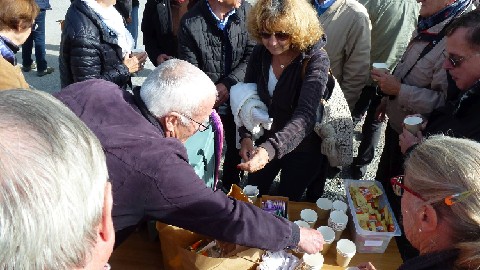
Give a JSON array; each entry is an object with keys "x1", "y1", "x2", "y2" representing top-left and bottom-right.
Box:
[
  {"x1": 332, "y1": 200, "x2": 348, "y2": 213},
  {"x1": 328, "y1": 210, "x2": 348, "y2": 240},
  {"x1": 316, "y1": 197, "x2": 332, "y2": 220},
  {"x1": 372, "y1": 62, "x2": 389, "y2": 73},
  {"x1": 303, "y1": 253, "x2": 324, "y2": 270},
  {"x1": 243, "y1": 185, "x2": 259, "y2": 203},
  {"x1": 301, "y1": 209, "x2": 318, "y2": 228},
  {"x1": 345, "y1": 267, "x2": 360, "y2": 270},
  {"x1": 294, "y1": 220, "x2": 311, "y2": 228},
  {"x1": 403, "y1": 116, "x2": 423, "y2": 135},
  {"x1": 317, "y1": 226, "x2": 335, "y2": 255},
  {"x1": 336, "y1": 239, "x2": 356, "y2": 267}
]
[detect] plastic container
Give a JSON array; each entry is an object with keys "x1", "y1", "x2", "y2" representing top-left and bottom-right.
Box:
[{"x1": 344, "y1": 179, "x2": 401, "y2": 253}]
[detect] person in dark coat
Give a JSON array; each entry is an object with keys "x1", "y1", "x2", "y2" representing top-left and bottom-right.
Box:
[
  {"x1": 55, "y1": 59, "x2": 326, "y2": 253},
  {"x1": 178, "y1": 0, "x2": 255, "y2": 190},
  {"x1": 399, "y1": 10, "x2": 480, "y2": 154},
  {"x1": 236, "y1": 0, "x2": 330, "y2": 201},
  {"x1": 59, "y1": 0, "x2": 147, "y2": 89}
]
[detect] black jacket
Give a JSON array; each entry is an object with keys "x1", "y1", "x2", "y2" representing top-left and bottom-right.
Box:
[
  {"x1": 398, "y1": 249, "x2": 458, "y2": 270},
  {"x1": 241, "y1": 38, "x2": 330, "y2": 160},
  {"x1": 142, "y1": 0, "x2": 177, "y2": 65},
  {"x1": 59, "y1": 0, "x2": 130, "y2": 89},
  {"x1": 178, "y1": 0, "x2": 255, "y2": 90},
  {"x1": 425, "y1": 81, "x2": 480, "y2": 141}
]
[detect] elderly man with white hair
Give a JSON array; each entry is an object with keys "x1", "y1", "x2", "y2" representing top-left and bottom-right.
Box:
[
  {"x1": 0, "y1": 90, "x2": 114, "y2": 269},
  {"x1": 55, "y1": 59, "x2": 325, "y2": 254}
]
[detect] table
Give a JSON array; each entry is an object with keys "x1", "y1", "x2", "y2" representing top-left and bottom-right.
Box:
[{"x1": 288, "y1": 201, "x2": 403, "y2": 269}]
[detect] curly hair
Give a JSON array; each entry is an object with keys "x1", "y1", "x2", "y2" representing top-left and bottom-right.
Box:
[{"x1": 247, "y1": 0, "x2": 323, "y2": 51}]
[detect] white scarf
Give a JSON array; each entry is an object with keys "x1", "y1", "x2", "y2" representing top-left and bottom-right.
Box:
[{"x1": 81, "y1": 0, "x2": 134, "y2": 57}]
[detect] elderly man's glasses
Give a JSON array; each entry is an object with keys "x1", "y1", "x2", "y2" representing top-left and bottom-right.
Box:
[
  {"x1": 391, "y1": 175, "x2": 472, "y2": 206},
  {"x1": 443, "y1": 51, "x2": 480, "y2": 68},
  {"x1": 180, "y1": 114, "x2": 211, "y2": 132},
  {"x1": 260, "y1": 32, "x2": 290, "y2": 41}
]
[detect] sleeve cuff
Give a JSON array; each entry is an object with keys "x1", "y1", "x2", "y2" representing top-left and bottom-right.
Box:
[
  {"x1": 259, "y1": 141, "x2": 276, "y2": 162},
  {"x1": 285, "y1": 222, "x2": 300, "y2": 249}
]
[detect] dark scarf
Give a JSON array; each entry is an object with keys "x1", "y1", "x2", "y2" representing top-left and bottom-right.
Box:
[
  {"x1": 453, "y1": 80, "x2": 480, "y2": 117},
  {"x1": 417, "y1": 0, "x2": 471, "y2": 36},
  {"x1": 0, "y1": 35, "x2": 19, "y2": 65}
]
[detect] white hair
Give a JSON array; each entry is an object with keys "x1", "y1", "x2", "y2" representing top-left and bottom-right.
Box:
[
  {"x1": 0, "y1": 90, "x2": 108, "y2": 269},
  {"x1": 140, "y1": 59, "x2": 217, "y2": 119}
]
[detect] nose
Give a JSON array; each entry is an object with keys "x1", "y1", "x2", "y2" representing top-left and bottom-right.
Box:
[{"x1": 267, "y1": 36, "x2": 278, "y2": 46}]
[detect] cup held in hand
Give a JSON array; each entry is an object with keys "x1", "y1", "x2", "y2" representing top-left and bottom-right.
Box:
[{"x1": 403, "y1": 116, "x2": 423, "y2": 135}]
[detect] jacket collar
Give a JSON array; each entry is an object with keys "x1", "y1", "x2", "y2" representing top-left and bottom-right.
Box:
[
  {"x1": 73, "y1": 0, "x2": 120, "y2": 45},
  {"x1": 200, "y1": 0, "x2": 241, "y2": 30},
  {"x1": 132, "y1": 86, "x2": 166, "y2": 137},
  {"x1": 453, "y1": 80, "x2": 480, "y2": 117},
  {"x1": 398, "y1": 249, "x2": 458, "y2": 270}
]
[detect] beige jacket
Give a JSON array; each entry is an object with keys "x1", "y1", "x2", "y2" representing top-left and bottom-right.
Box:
[
  {"x1": 385, "y1": 13, "x2": 465, "y2": 134},
  {"x1": 319, "y1": 0, "x2": 371, "y2": 111},
  {"x1": 0, "y1": 57, "x2": 29, "y2": 91}
]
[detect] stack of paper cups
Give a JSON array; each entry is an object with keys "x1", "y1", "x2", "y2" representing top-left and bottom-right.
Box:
[
  {"x1": 317, "y1": 226, "x2": 335, "y2": 255},
  {"x1": 336, "y1": 239, "x2": 357, "y2": 267},
  {"x1": 300, "y1": 209, "x2": 318, "y2": 228},
  {"x1": 316, "y1": 198, "x2": 333, "y2": 220},
  {"x1": 303, "y1": 253, "x2": 324, "y2": 270},
  {"x1": 328, "y1": 210, "x2": 348, "y2": 240}
]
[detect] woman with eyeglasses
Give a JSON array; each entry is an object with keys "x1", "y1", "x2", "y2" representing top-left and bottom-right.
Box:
[
  {"x1": 0, "y1": 0, "x2": 38, "y2": 90},
  {"x1": 358, "y1": 135, "x2": 480, "y2": 270},
  {"x1": 236, "y1": 0, "x2": 330, "y2": 201},
  {"x1": 370, "y1": 0, "x2": 473, "y2": 260},
  {"x1": 400, "y1": 10, "x2": 480, "y2": 155}
]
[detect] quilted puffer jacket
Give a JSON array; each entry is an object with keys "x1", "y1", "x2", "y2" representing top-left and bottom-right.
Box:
[
  {"x1": 59, "y1": 0, "x2": 130, "y2": 89},
  {"x1": 178, "y1": 0, "x2": 255, "y2": 90}
]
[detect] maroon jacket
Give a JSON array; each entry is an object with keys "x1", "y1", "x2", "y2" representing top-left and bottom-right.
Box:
[{"x1": 55, "y1": 79, "x2": 299, "y2": 249}]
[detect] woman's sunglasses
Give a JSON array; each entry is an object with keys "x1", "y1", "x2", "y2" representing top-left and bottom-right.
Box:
[{"x1": 259, "y1": 32, "x2": 290, "y2": 41}]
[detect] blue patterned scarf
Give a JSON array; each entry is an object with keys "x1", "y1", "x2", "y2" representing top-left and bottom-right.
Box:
[
  {"x1": 417, "y1": 0, "x2": 471, "y2": 33},
  {"x1": 0, "y1": 35, "x2": 19, "y2": 65}
]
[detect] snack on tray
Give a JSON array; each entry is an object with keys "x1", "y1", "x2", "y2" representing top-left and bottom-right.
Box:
[
  {"x1": 228, "y1": 184, "x2": 250, "y2": 203},
  {"x1": 349, "y1": 183, "x2": 395, "y2": 232}
]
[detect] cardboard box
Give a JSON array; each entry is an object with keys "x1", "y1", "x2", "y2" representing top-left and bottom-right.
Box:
[{"x1": 344, "y1": 179, "x2": 401, "y2": 253}]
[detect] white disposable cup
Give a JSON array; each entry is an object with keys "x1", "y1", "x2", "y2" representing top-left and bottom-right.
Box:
[
  {"x1": 404, "y1": 116, "x2": 423, "y2": 135},
  {"x1": 345, "y1": 267, "x2": 360, "y2": 270},
  {"x1": 294, "y1": 220, "x2": 311, "y2": 228},
  {"x1": 328, "y1": 210, "x2": 348, "y2": 240},
  {"x1": 301, "y1": 209, "x2": 318, "y2": 228},
  {"x1": 372, "y1": 62, "x2": 389, "y2": 73},
  {"x1": 303, "y1": 253, "x2": 324, "y2": 270},
  {"x1": 336, "y1": 239, "x2": 357, "y2": 267},
  {"x1": 243, "y1": 185, "x2": 259, "y2": 203},
  {"x1": 317, "y1": 226, "x2": 335, "y2": 255},
  {"x1": 316, "y1": 197, "x2": 333, "y2": 220},
  {"x1": 332, "y1": 200, "x2": 348, "y2": 213}
]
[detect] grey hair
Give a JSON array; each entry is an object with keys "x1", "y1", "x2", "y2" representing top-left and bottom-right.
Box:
[
  {"x1": 0, "y1": 90, "x2": 108, "y2": 269},
  {"x1": 404, "y1": 135, "x2": 480, "y2": 269},
  {"x1": 140, "y1": 59, "x2": 217, "y2": 119}
]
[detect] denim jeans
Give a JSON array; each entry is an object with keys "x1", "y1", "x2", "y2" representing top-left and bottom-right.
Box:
[
  {"x1": 126, "y1": 5, "x2": 139, "y2": 48},
  {"x1": 22, "y1": 9, "x2": 47, "y2": 71}
]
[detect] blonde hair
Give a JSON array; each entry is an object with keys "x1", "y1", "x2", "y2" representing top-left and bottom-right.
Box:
[
  {"x1": 247, "y1": 0, "x2": 323, "y2": 51},
  {"x1": 405, "y1": 135, "x2": 480, "y2": 269}
]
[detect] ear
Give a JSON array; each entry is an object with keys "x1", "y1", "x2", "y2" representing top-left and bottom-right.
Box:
[
  {"x1": 418, "y1": 204, "x2": 438, "y2": 233},
  {"x1": 160, "y1": 113, "x2": 179, "y2": 132},
  {"x1": 99, "y1": 182, "x2": 114, "y2": 243}
]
